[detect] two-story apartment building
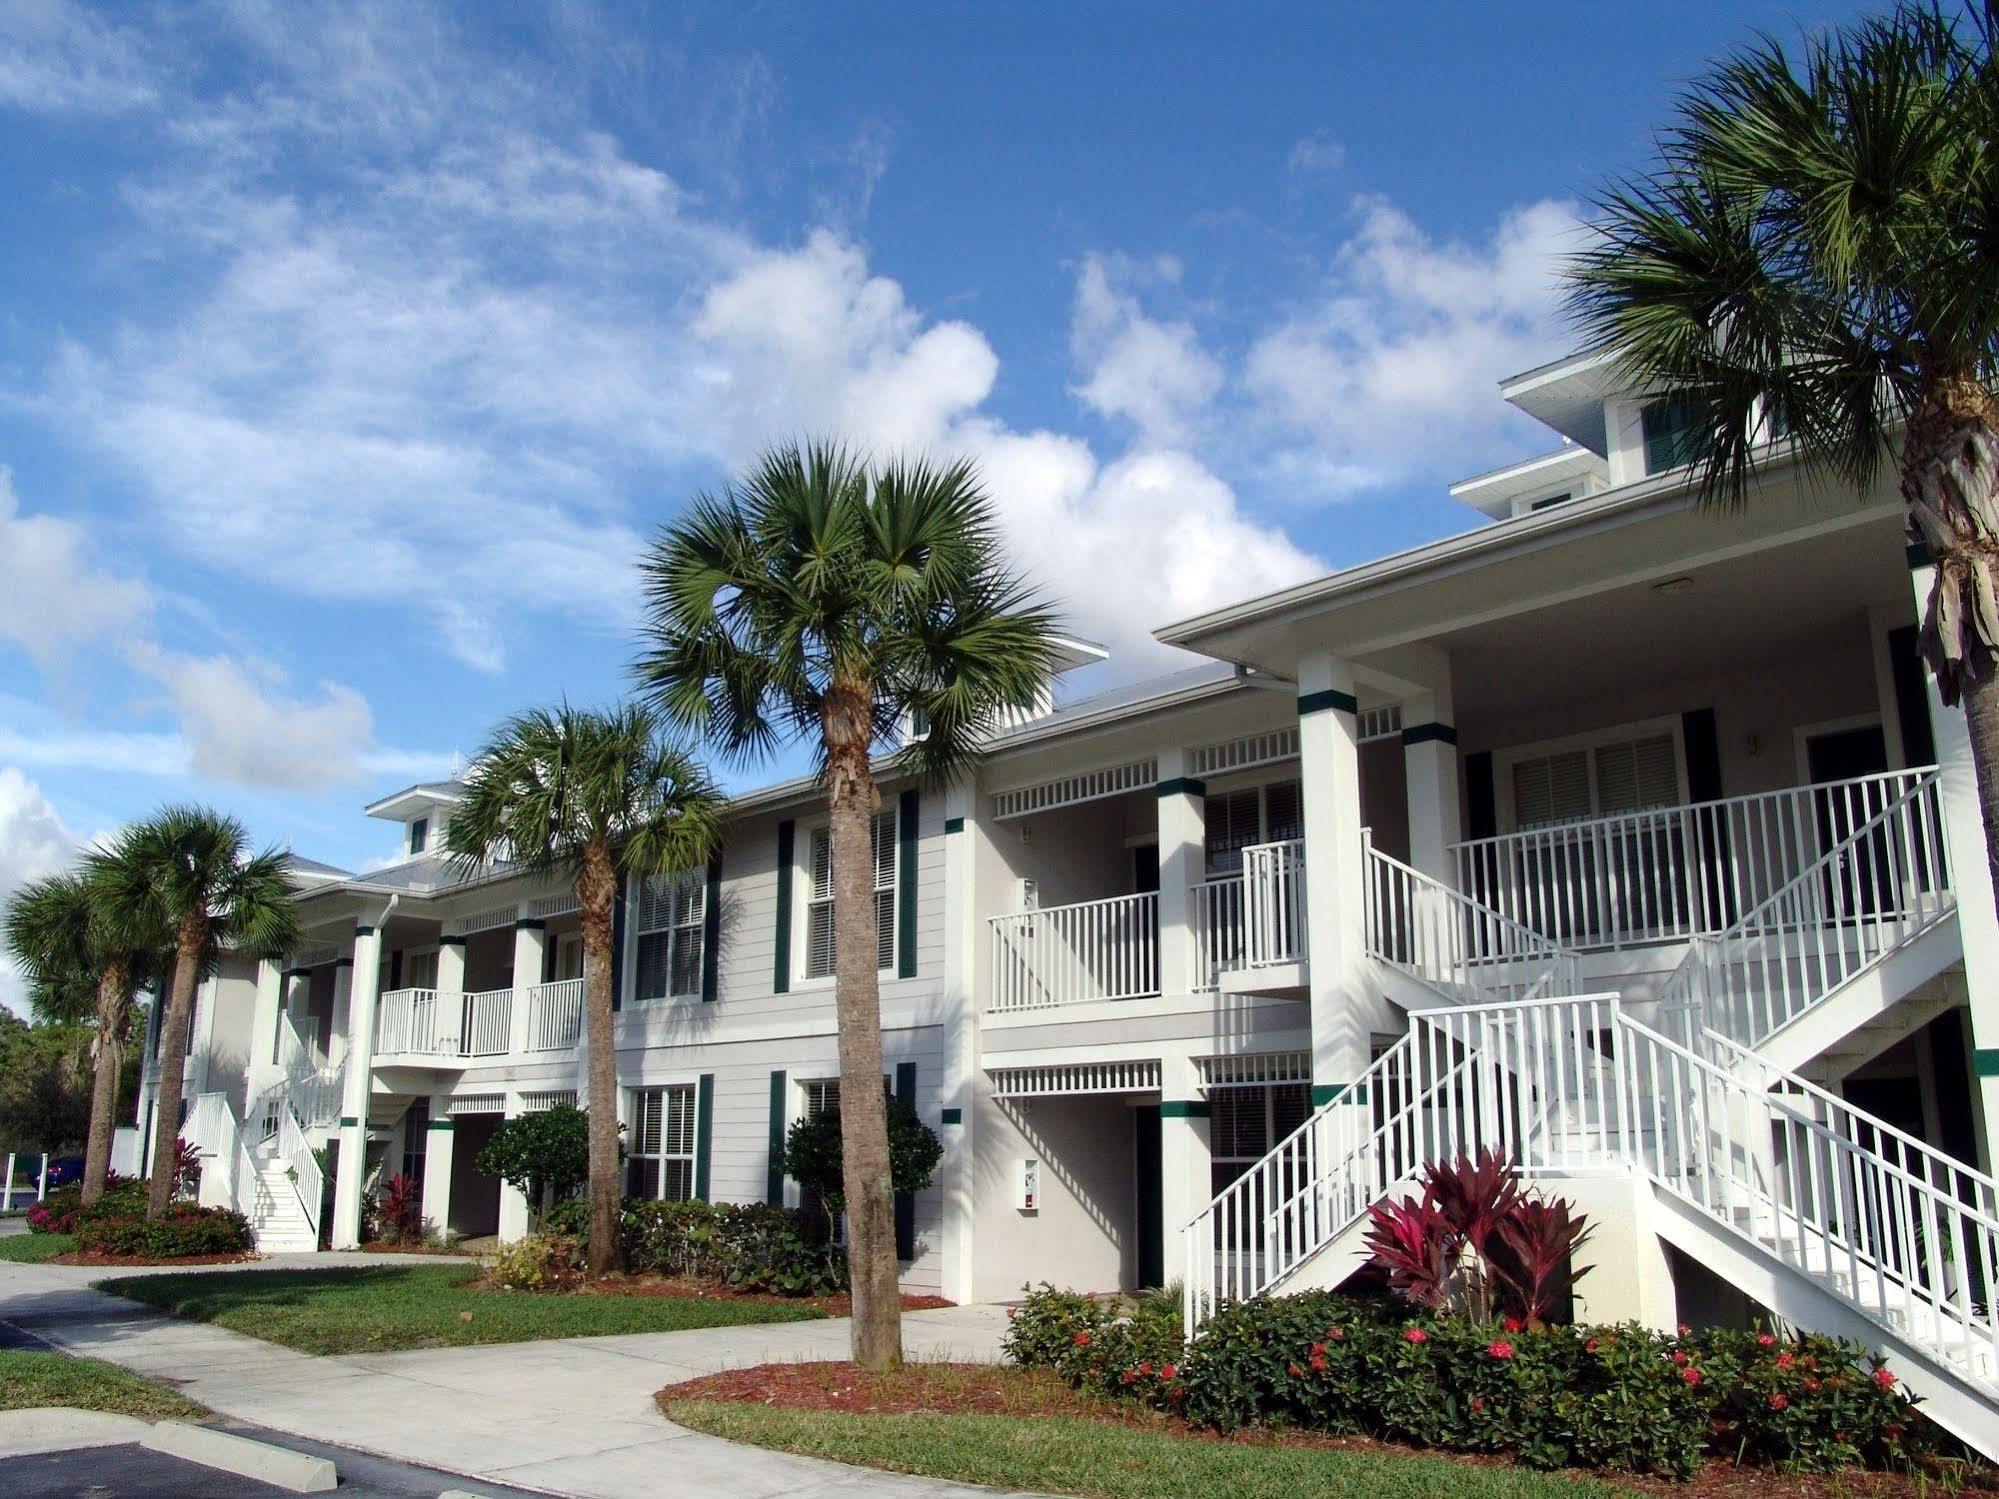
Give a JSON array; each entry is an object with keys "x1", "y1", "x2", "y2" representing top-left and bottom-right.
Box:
[{"x1": 144, "y1": 347, "x2": 1999, "y2": 1453}]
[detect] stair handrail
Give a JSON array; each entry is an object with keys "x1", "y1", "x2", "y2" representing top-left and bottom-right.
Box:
[
  {"x1": 1618, "y1": 1014, "x2": 1999, "y2": 1393},
  {"x1": 1655, "y1": 770, "x2": 1951, "y2": 1048},
  {"x1": 275, "y1": 1101, "x2": 323, "y2": 1246},
  {"x1": 1364, "y1": 840, "x2": 1585, "y2": 1005}
]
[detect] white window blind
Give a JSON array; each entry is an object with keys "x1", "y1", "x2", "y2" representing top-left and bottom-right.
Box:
[
  {"x1": 1512, "y1": 732, "x2": 1679, "y2": 829},
  {"x1": 635, "y1": 869, "x2": 705, "y2": 1001},
  {"x1": 805, "y1": 814, "x2": 895, "y2": 980},
  {"x1": 1204, "y1": 779, "x2": 1303, "y2": 874},
  {"x1": 1594, "y1": 733, "x2": 1679, "y2": 815},
  {"x1": 403, "y1": 950, "x2": 438, "y2": 991},
  {"x1": 1208, "y1": 1083, "x2": 1312, "y2": 1198},
  {"x1": 627, "y1": 1085, "x2": 697, "y2": 1201}
]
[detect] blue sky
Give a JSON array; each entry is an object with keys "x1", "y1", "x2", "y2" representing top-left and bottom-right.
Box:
[{"x1": 0, "y1": 0, "x2": 1867, "y2": 1007}]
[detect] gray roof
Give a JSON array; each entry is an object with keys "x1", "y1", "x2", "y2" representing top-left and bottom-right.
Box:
[
  {"x1": 990, "y1": 661, "x2": 1240, "y2": 744},
  {"x1": 283, "y1": 853, "x2": 351, "y2": 879}
]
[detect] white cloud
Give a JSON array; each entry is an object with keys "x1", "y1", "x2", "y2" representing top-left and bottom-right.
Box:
[
  {"x1": 0, "y1": 0, "x2": 156, "y2": 116},
  {"x1": 0, "y1": 470, "x2": 152, "y2": 668},
  {"x1": 1288, "y1": 132, "x2": 1347, "y2": 178},
  {"x1": 1069, "y1": 255, "x2": 1224, "y2": 449},
  {"x1": 1245, "y1": 196, "x2": 1582, "y2": 496},
  {"x1": 0, "y1": 767, "x2": 76, "y2": 1016},
  {"x1": 132, "y1": 648, "x2": 378, "y2": 793}
]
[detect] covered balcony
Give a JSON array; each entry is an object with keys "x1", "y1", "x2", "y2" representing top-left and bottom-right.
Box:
[{"x1": 373, "y1": 979, "x2": 584, "y2": 1064}]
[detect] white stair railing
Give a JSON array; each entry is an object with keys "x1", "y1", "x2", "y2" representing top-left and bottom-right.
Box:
[
  {"x1": 988, "y1": 890, "x2": 1159, "y2": 1012},
  {"x1": 1450, "y1": 767, "x2": 1940, "y2": 952},
  {"x1": 524, "y1": 979, "x2": 584, "y2": 1052},
  {"x1": 1364, "y1": 837, "x2": 1583, "y2": 1005},
  {"x1": 1623, "y1": 1020, "x2": 1999, "y2": 1393},
  {"x1": 179, "y1": 1091, "x2": 254, "y2": 1214},
  {"x1": 275, "y1": 1103, "x2": 323, "y2": 1246},
  {"x1": 1243, "y1": 839, "x2": 1307, "y2": 967},
  {"x1": 1656, "y1": 770, "x2": 1951, "y2": 1048}
]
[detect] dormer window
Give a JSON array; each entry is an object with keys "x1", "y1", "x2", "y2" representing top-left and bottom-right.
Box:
[
  {"x1": 408, "y1": 817, "x2": 429, "y2": 856},
  {"x1": 1528, "y1": 492, "x2": 1573, "y2": 512},
  {"x1": 1641, "y1": 399, "x2": 1708, "y2": 475}
]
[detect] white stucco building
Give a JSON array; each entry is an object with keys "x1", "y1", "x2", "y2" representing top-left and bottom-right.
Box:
[{"x1": 143, "y1": 348, "x2": 1999, "y2": 1452}]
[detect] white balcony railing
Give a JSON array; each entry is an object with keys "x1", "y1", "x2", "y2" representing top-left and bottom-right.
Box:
[
  {"x1": 459, "y1": 988, "x2": 513, "y2": 1057},
  {"x1": 1448, "y1": 767, "x2": 1941, "y2": 953},
  {"x1": 374, "y1": 985, "x2": 511, "y2": 1058},
  {"x1": 374, "y1": 988, "x2": 443, "y2": 1055},
  {"x1": 989, "y1": 890, "x2": 1159, "y2": 1012},
  {"x1": 525, "y1": 978, "x2": 584, "y2": 1052},
  {"x1": 1242, "y1": 839, "x2": 1307, "y2": 967},
  {"x1": 1192, "y1": 876, "x2": 1245, "y2": 990}
]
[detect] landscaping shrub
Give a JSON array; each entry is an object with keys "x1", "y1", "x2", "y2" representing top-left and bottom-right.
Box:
[
  {"x1": 362, "y1": 1172, "x2": 427, "y2": 1245},
  {"x1": 532, "y1": 1197, "x2": 846, "y2": 1296},
  {"x1": 780, "y1": 1090, "x2": 943, "y2": 1215},
  {"x1": 71, "y1": 1203, "x2": 250, "y2": 1259},
  {"x1": 26, "y1": 1177, "x2": 142, "y2": 1235},
  {"x1": 488, "y1": 1232, "x2": 581, "y2": 1291},
  {"x1": 1003, "y1": 1285, "x2": 1930, "y2": 1481}
]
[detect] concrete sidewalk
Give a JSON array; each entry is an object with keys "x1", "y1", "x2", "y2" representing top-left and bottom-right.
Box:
[{"x1": 0, "y1": 1256, "x2": 1020, "y2": 1499}]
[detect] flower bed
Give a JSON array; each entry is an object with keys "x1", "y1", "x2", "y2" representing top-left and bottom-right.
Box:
[
  {"x1": 71, "y1": 1202, "x2": 252, "y2": 1260},
  {"x1": 1004, "y1": 1286, "x2": 1950, "y2": 1483},
  {"x1": 531, "y1": 1197, "x2": 849, "y2": 1296}
]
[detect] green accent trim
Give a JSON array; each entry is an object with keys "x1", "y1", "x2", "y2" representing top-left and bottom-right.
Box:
[
  {"x1": 513, "y1": 917, "x2": 546, "y2": 931},
  {"x1": 694, "y1": 1073, "x2": 715, "y2": 1201},
  {"x1": 1401, "y1": 722, "x2": 1458, "y2": 747},
  {"x1": 897, "y1": 790, "x2": 919, "y2": 979},
  {"x1": 940, "y1": 1107, "x2": 963, "y2": 1125},
  {"x1": 1907, "y1": 540, "x2": 1935, "y2": 570},
  {"x1": 281, "y1": 967, "x2": 310, "y2": 981},
  {"x1": 701, "y1": 853, "x2": 723, "y2": 1002},
  {"x1": 766, "y1": 1071, "x2": 787, "y2": 1203},
  {"x1": 1312, "y1": 1082, "x2": 1369, "y2": 1106},
  {"x1": 426, "y1": 1119, "x2": 455, "y2": 1132},
  {"x1": 943, "y1": 816, "x2": 965, "y2": 835},
  {"x1": 1974, "y1": 1049, "x2": 1999, "y2": 1078},
  {"x1": 1160, "y1": 1100, "x2": 1210, "y2": 1119},
  {"x1": 1155, "y1": 776, "x2": 1207, "y2": 799},
  {"x1": 438, "y1": 935, "x2": 467, "y2": 948},
  {"x1": 894, "y1": 1062, "x2": 918, "y2": 1260},
  {"x1": 1297, "y1": 688, "x2": 1358, "y2": 718},
  {"x1": 339, "y1": 1115, "x2": 360, "y2": 1128},
  {"x1": 353, "y1": 925, "x2": 376, "y2": 937},
  {"x1": 773, "y1": 822, "x2": 795, "y2": 994},
  {"x1": 333, "y1": 958, "x2": 353, "y2": 969}
]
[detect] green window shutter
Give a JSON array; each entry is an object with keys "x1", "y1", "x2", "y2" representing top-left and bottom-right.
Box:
[
  {"x1": 893, "y1": 1061, "x2": 917, "y2": 1261},
  {"x1": 773, "y1": 822, "x2": 795, "y2": 994},
  {"x1": 896, "y1": 790, "x2": 918, "y2": 979},
  {"x1": 695, "y1": 1073, "x2": 715, "y2": 1201},
  {"x1": 701, "y1": 853, "x2": 723, "y2": 1002},
  {"x1": 765, "y1": 1070, "x2": 787, "y2": 1204}
]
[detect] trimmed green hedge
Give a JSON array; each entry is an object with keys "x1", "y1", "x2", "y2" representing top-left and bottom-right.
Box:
[
  {"x1": 542, "y1": 1197, "x2": 846, "y2": 1296},
  {"x1": 71, "y1": 1203, "x2": 251, "y2": 1259}
]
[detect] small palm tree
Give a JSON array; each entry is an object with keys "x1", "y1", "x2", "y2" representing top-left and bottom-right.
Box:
[
  {"x1": 96, "y1": 807, "x2": 301, "y2": 1219},
  {"x1": 446, "y1": 703, "x2": 724, "y2": 1274},
  {"x1": 4, "y1": 867, "x2": 164, "y2": 1205},
  {"x1": 1568, "y1": 4, "x2": 1999, "y2": 913},
  {"x1": 637, "y1": 441, "x2": 1060, "y2": 1367}
]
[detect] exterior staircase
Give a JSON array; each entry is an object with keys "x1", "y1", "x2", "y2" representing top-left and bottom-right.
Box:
[{"x1": 183, "y1": 1017, "x2": 336, "y2": 1253}]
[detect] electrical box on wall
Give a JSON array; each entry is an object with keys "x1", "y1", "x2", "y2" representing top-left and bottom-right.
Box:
[
  {"x1": 1017, "y1": 878, "x2": 1038, "y2": 911},
  {"x1": 1015, "y1": 1157, "x2": 1039, "y2": 1213}
]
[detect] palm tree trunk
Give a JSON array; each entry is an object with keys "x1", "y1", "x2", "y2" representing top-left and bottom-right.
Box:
[
  {"x1": 147, "y1": 917, "x2": 206, "y2": 1220},
  {"x1": 579, "y1": 841, "x2": 624, "y2": 1275},
  {"x1": 81, "y1": 958, "x2": 129, "y2": 1206},
  {"x1": 825, "y1": 676, "x2": 902, "y2": 1370}
]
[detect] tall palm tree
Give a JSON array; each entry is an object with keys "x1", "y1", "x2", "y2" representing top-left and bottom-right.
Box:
[
  {"x1": 1568, "y1": 4, "x2": 1999, "y2": 898},
  {"x1": 3, "y1": 867, "x2": 163, "y2": 1204},
  {"x1": 637, "y1": 441, "x2": 1060, "y2": 1368},
  {"x1": 96, "y1": 807, "x2": 301, "y2": 1219},
  {"x1": 445, "y1": 703, "x2": 724, "y2": 1274}
]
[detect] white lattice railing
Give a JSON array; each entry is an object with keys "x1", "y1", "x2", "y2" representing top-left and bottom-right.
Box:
[
  {"x1": 1656, "y1": 769, "x2": 1952, "y2": 1048},
  {"x1": 988, "y1": 890, "x2": 1159, "y2": 1012},
  {"x1": 525, "y1": 979, "x2": 584, "y2": 1052},
  {"x1": 459, "y1": 987, "x2": 513, "y2": 1056},
  {"x1": 1365, "y1": 836, "x2": 1582, "y2": 1005},
  {"x1": 1449, "y1": 768, "x2": 1940, "y2": 954},
  {"x1": 374, "y1": 988, "x2": 444, "y2": 1056}
]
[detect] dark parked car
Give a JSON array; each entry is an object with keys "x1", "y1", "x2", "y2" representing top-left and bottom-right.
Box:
[{"x1": 39, "y1": 1155, "x2": 86, "y2": 1190}]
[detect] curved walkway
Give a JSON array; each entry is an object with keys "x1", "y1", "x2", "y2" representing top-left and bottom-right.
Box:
[{"x1": 0, "y1": 1254, "x2": 1020, "y2": 1499}]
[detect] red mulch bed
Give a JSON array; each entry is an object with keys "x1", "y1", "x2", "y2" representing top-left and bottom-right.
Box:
[
  {"x1": 473, "y1": 1268, "x2": 951, "y2": 1316},
  {"x1": 657, "y1": 1362, "x2": 1995, "y2": 1499},
  {"x1": 358, "y1": 1240, "x2": 473, "y2": 1256},
  {"x1": 52, "y1": 1250, "x2": 259, "y2": 1267}
]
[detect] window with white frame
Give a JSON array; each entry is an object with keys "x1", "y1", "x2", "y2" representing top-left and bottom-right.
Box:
[
  {"x1": 1204, "y1": 778, "x2": 1303, "y2": 875},
  {"x1": 408, "y1": 817, "x2": 429, "y2": 856},
  {"x1": 634, "y1": 869, "x2": 704, "y2": 1002},
  {"x1": 804, "y1": 814, "x2": 895, "y2": 980},
  {"x1": 1508, "y1": 729, "x2": 1681, "y2": 830},
  {"x1": 403, "y1": 949, "x2": 439, "y2": 991},
  {"x1": 802, "y1": 1079, "x2": 840, "y2": 1118},
  {"x1": 1208, "y1": 1083, "x2": 1313, "y2": 1198},
  {"x1": 626, "y1": 1085, "x2": 697, "y2": 1200}
]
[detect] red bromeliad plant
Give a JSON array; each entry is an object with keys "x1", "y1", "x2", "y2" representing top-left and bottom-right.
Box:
[
  {"x1": 1363, "y1": 1151, "x2": 1592, "y2": 1326},
  {"x1": 372, "y1": 1172, "x2": 426, "y2": 1245}
]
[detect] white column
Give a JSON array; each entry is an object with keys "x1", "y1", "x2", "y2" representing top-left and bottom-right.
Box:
[
  {"x1": 331, "y1": 921, "x2": 385, "y2": 1249},
  {"x1": 187, "y1": 976, "x2": 218, "y2": 1097},
  {"x1": 1297, "y1": 652, "x2": 1380, "y2": 1100},
  {"x1": 1158, "y1": 1055, "x2": 1211, "y2": 1287},
  {"x1": 510, "y1": 912, "x2": 544, "y2": 1059},
  {"x1": 1155, "y1": 747, "x2": 1206, "y2": 997},
  {"x1": 497, "y1": 1092, "x2": 531, "y2": 1240},
  {"x1": 1402, "y1": 683, "x2": 1462, "y2": 883},
  {"x1": 436, "y1": 935, "x2": 466, "y2": 1052},
  {"x1": 249, "y1": 959, "x2": 284, "y2": 1078},
  {"x1": 421, "y1": 1094, "x2": 456, "y2": 1238},
  {"x1": 1912, "y1": 563, "x2": 1999, "y2": 1168},
  {"x1": 938, "y1": 778, "x2": 978, "y2": 1306},
  {"x1": 328, "y1": 962, "x2": 354, "y2": 1071}
]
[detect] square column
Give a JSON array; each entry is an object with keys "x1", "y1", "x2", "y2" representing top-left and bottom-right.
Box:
[
  {"x1": 1402, "y1": 684, "x2": 1462, "y2": 883},
  {"x1": 331, "y1": 922, "x2": 384, "y2": 1250},
  {"x1": 510, "y1": 913, "x2": 545, "y2": 1059},
  {"x1": 420, "y1": 1094, "x2": 455, "y2": 1238},
  {"x1": 937, "y1": 779, "x2": 978, "y2": 1305},
  {"x1": 1297, "y1": 652, "x2": 1379, "y2": 1098},
  {"x1": 328, "y1": 962, "x2": 354, "y2": 1071},
  {"x1": 1155, "y1": 747, "x2": 1207, "y2": 995},
  {"x1": 249, "y1": 959, "x2": 283, "y2": 1077},
  {"x1": 437, "y1": 935, "x2": 466, "y2": 1052},
  {"x1": 1911, "y1": 562, "x2": 1999, "y2": 1168},
  {"x1": 497, "y1": 1092, "x2": 532, "y2": 1240},
  {"x1": 1158, "y1": 1056, "x2": 1212, "y2": 1288}
]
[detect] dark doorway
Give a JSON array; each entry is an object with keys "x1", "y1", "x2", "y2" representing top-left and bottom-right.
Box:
[
  {"x1": 447, "y1": 1113, "x2": 503, "y2": 1239},
  {"x1": 1132, "y1": 843, "x2": 1159, "y2": 895},
  {"x1": 1806, "y1": 724, "x2": 1889, "y2": 786},
  {"x1": 1133, "y1": 1105, "x2": 1163, "y2": 1289},
  {"x1": 1806, "y1": 724, "x2": 1892, "y2": 918}
]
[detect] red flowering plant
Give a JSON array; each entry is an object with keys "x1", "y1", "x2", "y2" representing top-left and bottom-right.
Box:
[
  {"x1": 1691, "y1": 1326, "x2": 1931, "y2": 1472},
  {"x1": 999, "y1": 1282, "x2": 1183, "y2": 1404}
]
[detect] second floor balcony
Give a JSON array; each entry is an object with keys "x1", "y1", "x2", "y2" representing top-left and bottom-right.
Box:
[{"x1": 373, "y1": 978, "x2": 584, "y2": 1065}]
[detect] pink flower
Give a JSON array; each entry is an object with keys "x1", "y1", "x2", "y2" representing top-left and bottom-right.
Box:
[
  {"x1": 1503, "y1": 1316, "x2": 1524, "y2": 1333},
  {"x1": 1072, "y1": 1331, "x2": 1091, "y2": 1347},
  {"x1": 1159, "y1": 1363, "x2": 1177, "y2": 1381},
  {"x1": 1310, "y1": 1341, "x2": 1327, "y2": 1357},
  {"x1": 1470, "y1": 1396, "x2": 1486, "y2": 1413},
  {"x1": 1775, "y1": 1353, "x2": 1795, "y2": 1369},
  {"x1": 1804, "y1": 1378, "x2": 1821, "y2": 1393},
  {"x1": 1309, "y1": 1354, "x2": 1328, "y2": 1373},
  {"x1": 1756, "y1": 1332, "x2": 1776, "y2": 1348},
  {"x1": 1681, "y1": 1367, "x2": 1703, "y2": 1386},
  {"x1": 1768, "y1": 1393, "x2": 1789, "y2": 1411},
  {"x1": 1487, "y1": 1341, "x2": 1515, "y2": 1360},
  {"x1": 1403, "y1": 1327, "x2": 1429, "y2": 1344},
  {"x1": 1289, "y1": 1363, "x2": 1305, "y2": 1378},
  {"x1": 1326, "y1": 1326, "x2": 1344, "y2": 1340},
  {"x1": 1671, "y1": 1351, "x2": 1690, "y2": 1366},
  {"x1": 1137, "y1": 1362, "x2": 1152, "y2": 1376},
  {"x1": 1677, "y1": 1324, "x2": 1692, "y2": 1337},
  {"x1": 1583, "y1": 1337, "x2": 1599, "y2": 1353},
  {"x1": 1873, "y1": 1367, "x2": 1896, "y2": 1390}
]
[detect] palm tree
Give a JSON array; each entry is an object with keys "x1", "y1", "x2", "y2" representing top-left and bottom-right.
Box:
[
  {"x1": 96, "y1": 807, "x2": 301, "y2": 1219},
  {"x1": 3, "y1": 867, "x2": 163, "y2": 1205},
  {"x1": 445, "y1": 703, "x2": 724, "y2": 1275},
  {"x1": 636, "y1": 441, "x2": 1060, "y2": 1368},
  {"x1": 1567, "y1": 4, "x2": 1999, "y2": 902}
]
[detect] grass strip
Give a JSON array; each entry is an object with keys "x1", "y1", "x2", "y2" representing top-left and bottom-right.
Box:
[
  {"x1": 0, "y1": 1233, "x2": 72, "y2": 1263},
  {"x1": 0, "y1": 1349, "x2": 208, "y2": 1421}
]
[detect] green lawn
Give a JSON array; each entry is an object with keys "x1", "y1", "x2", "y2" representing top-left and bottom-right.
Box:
[
  {"x1": 0, "y1": 1233, "x2": 72, "y2": 1263},
  {"x1": 0, "y1": 1349, "x2": 207, "y2": 1421},
  {"x1": 666, "y1": 1404, "x2": 1614, "y2": 1499},
  {"x1": 102, "y1": 1263, "x2": 829, "y2": 1355}
]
